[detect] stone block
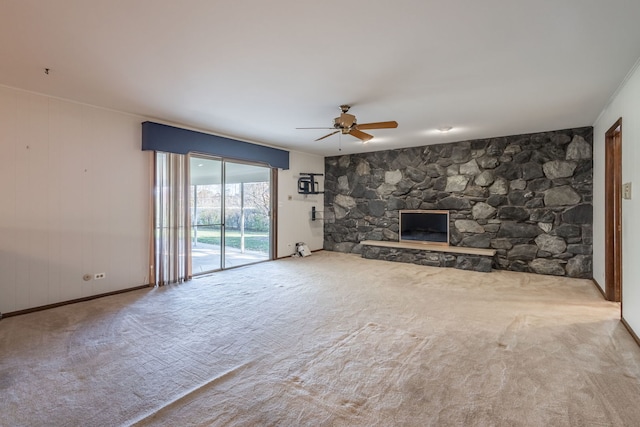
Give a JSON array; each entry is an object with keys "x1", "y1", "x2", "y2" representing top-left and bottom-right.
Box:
[
  {"x1": 355, "y1": 160, "x2": 370, "y2": 176},
  {"x1": 534, "y1": 234, "x2": 567, "y2": 254},
  {"x1": 461, "y1": 234, "x2": 492, "y2": 248},
  {"x1": 508, "y1": 190, "x2": 531, "y2": 206},
  {"x1": 489, "y1": 178, "x2": 509, "y2": 195},
  {"x1": 562, "y1": 204, "x2": 592, "y2": 224},
  {"x1": 527, "y1": 178, "x2": 552, "y2": 192},
  {"x1": 530, "y1": 209, "x2": 556, "y2": 223},
  {"x1": 464, "y1": 186, "x2": 488, "y2": 198},
  {"x1": 487, "y1": 139, "x2": 507, "y2": 156},
  {"x1": 566, "y1": 135, "x2": 592, "y2": 160},
  {"x1": 508, "y1": 245, "x2": 538, "y2": 261},
  {"x1": 475, "y1": 170, "x2": 495, "y2": 187},
  {"x1": 368, "y1": 200, "x2": 386, "y2": 217},
  {"x1": 498, "y1": 206, "x2": 530, "y2": 221},
  {"x1": 491, "y1": 238, "x2": 513, "y2": 250},
  {"x1": 525, "y1": 198, "x2": 545, "y2": 208},
  {"x1": 553, "y1": 224, "x2": 581, "y2": 238},
  {"x1": 544, "y1": 186, "x2": 581, "y2": 206},
  {"x1": 498, "y1": 222, "x2": 541, "y2": 238},
  {"x1": 460, "y1": 159, "x2": 481, "y2": 175},
  {"x1": 472, "y1": 202, "x2": 497, "y2": 219},
  {"x1": 387, "y1": 197, "x2": 406, "y2": 211},
  {"x1": 538, "y1": 222, "x2": 553, "y2": 233},
  {"x1": 437, "y1": 196, "x2": 472, "y2": 210},
  {"x1": 543, "y1": 160, "x2": 577, "y2": 179},
  {"x1": 495, "y1": 163, "x2": 521, "y2": 180},
  {"x1": 521, "y1": 162, "x2": 544, "y2": 180},
  {"x1": 566, "y1": 255, "x2": 592, "y2": 278},
  {"x1": 513, "y1": 150, "x2": 532, "y2": 163},
  {"x1": 529, "y1": 258, "x2": 566, "y2": 276},
  {"x1": 426, "y1": 163, "x2": 446, "y2": 178},
  {"x1": 477, "y1": 155, "x2": 499, "y2": 169},
  {"x1": 455, "y1": 219, "x2": 485, "y2": 233},
  {"x1": 487, "y1": 195, "x2": 506, "y2": 207},
  {"x1": 451, "y1": 145, "x2": 472, "y2": 163},
  {"x1": 385, "y1": 169, "x2": 403, "y2": 184},
  {"x1": 334, "y1": 242, "x2": 356, "y2": 253},
  {"x1": 334, "y1": 194, "x2": 357, "y2": 209},
  {"x1": 405, "y1": 166, "x2": 426, "y2": 183},
  {"x1": 566, "y1": 244, "x2": 592, "y2": 255},
  {"x1": 510, "y1": 179, "x2": 527, "y2": 191},
  {"x1": 382, "y1": 229, "x2": 399, "y2": 241},
  {"x1": 445, "y1": 175, "x2": 469, "y2": 192},
  {"x1": 504, "y1": 144, "x2": 522, "y2": 155}
]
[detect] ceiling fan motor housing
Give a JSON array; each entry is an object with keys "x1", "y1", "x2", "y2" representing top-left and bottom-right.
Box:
[
  {"x1": 301, "y1": 104, "x2": 396, "y2": 142},
  {"x1": 334, "y1": 113, "x2": 356, "y2": 130}
]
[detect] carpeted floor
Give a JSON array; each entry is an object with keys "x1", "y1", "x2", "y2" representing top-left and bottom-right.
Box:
[{"x1": 1, "y1": 251, "x2": 640, "y2": 426}]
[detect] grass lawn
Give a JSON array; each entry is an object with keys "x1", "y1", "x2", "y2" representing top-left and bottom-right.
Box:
[{"x1": 194, "y1": 227, "x2": 269, "y2": 253}]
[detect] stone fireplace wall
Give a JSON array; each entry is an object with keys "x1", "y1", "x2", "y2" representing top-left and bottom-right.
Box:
[{"x1": 323, "y1": 127, "x2": 593, "y2": 278}]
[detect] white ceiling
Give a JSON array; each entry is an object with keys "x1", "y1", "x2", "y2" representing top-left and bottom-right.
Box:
[{"x1": 2, "y1": 1, "x2": 640, "y2": 157}]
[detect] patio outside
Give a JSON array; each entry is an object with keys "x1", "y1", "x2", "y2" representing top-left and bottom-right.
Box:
[{"x1": 191, "y1": 226, "x2": 270, "y2": 273}]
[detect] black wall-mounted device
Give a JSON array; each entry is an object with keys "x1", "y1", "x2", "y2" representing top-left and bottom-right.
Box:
[{"x1": 298, "y1": 173, "x2": 324, "y2": 195}]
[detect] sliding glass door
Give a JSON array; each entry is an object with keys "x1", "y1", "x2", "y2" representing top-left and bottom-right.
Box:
[
  {"x1": 223, "y1": 162, "x2": 271, "y2": 268},
  {"x1": 190, "y1": 155, "x2": 272, "y2": 274},
  {"x1": 190, "y1": 157, "x2": 223, "y2": 274}
]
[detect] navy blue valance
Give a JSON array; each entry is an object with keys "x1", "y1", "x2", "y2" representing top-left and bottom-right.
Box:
[{"x1": 142, "y1": 121, "x2": 289, "y2": 170}]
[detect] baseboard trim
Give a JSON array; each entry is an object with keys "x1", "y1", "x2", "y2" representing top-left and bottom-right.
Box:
[
  {"x1": 591, "y1": 278, "x2": 606, "y2": 299},
  {"x1": 621, "y1": 317, "x2": 640, "y2": 348},
  {"x1": 2, "y1": 284, "x2": 152, "y2": 318}
]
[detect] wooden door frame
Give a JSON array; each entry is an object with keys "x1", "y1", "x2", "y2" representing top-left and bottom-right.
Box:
[{"x1": 604, "y1": 118, "x2": 622, "y2": 302}]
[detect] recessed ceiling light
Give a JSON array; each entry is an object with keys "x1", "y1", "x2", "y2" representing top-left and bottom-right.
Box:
[
  {"x1": 438, "y1": 126, "x2": 453, "y2": 133},
  {"x1": 197, "y1": 163, "x2": 204, "y2": 167}
]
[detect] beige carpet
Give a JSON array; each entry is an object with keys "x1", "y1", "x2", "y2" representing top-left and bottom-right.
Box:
[{"x1": 2, "y1": 251, "x2": 640, "y2": 426}]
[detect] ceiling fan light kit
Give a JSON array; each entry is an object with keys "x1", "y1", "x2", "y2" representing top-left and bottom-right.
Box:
[{"x1": 297, "y1": 105, "x2": 398, "y2": 144}]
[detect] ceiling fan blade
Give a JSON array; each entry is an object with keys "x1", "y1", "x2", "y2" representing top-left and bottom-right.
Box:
[
  {"x1": 349, "y1": 128, "x2": 374, "y2": 142},
  {"x1": 315, "y1": 130, "x2": 340, "y2": 141},
  {"x1": 355, "y1": 121, "x2": 398, "y2": 130}
]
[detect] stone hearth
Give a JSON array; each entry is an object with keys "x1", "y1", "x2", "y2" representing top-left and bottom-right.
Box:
[{"x1": 360, "y1": 240, "x2": 496, "y2": 273}]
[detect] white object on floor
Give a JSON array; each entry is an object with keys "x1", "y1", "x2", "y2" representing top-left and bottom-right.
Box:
[{"x1": 297, "y1": 244, "x2": 311, "y2": 257}]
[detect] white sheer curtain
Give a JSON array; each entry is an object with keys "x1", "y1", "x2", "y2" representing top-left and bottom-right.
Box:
[{"x1": 151, "y1": 152, "x2": 191, "y2": 285}]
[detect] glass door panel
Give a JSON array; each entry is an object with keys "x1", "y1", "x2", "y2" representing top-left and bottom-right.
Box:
[
  {"x1": 190, "y1": 156, "x2": 223, "y2": 274},
  {"x1": 223, "y1": 161, "x2": 271, "y2": 268}
]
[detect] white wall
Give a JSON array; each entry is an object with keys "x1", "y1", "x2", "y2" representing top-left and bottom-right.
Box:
[
  {"x1": 276, "y1": 151, "x2": 325, "y2": 257},
  {"x1": 0, "y1": 85, "x2": 325, "y2": 313},
  {"x1": 0, "y1": 86, "x2": 151, "y2": 314},
  {"x1": 593, "y1": 59, "x2": 640, "y2": 333}
]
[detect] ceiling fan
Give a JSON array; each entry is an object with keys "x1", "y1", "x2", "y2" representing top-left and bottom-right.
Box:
[{"x1": 297, "y1": 105, "x2": 398, "y2": 143}]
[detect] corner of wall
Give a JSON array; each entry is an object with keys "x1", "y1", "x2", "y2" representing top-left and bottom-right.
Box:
[{"x1": 277, "y1": 151, "x2": 325, "y2": 257}]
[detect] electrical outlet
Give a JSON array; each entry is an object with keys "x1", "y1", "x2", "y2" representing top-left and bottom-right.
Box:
[{"x1": 94, "y1": 273, "x2": 106, "y2": 280}]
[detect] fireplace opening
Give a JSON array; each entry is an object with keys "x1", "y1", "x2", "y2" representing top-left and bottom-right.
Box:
[{"x1": 399, "y1": 210, "x2": 449, "y2": 245}]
